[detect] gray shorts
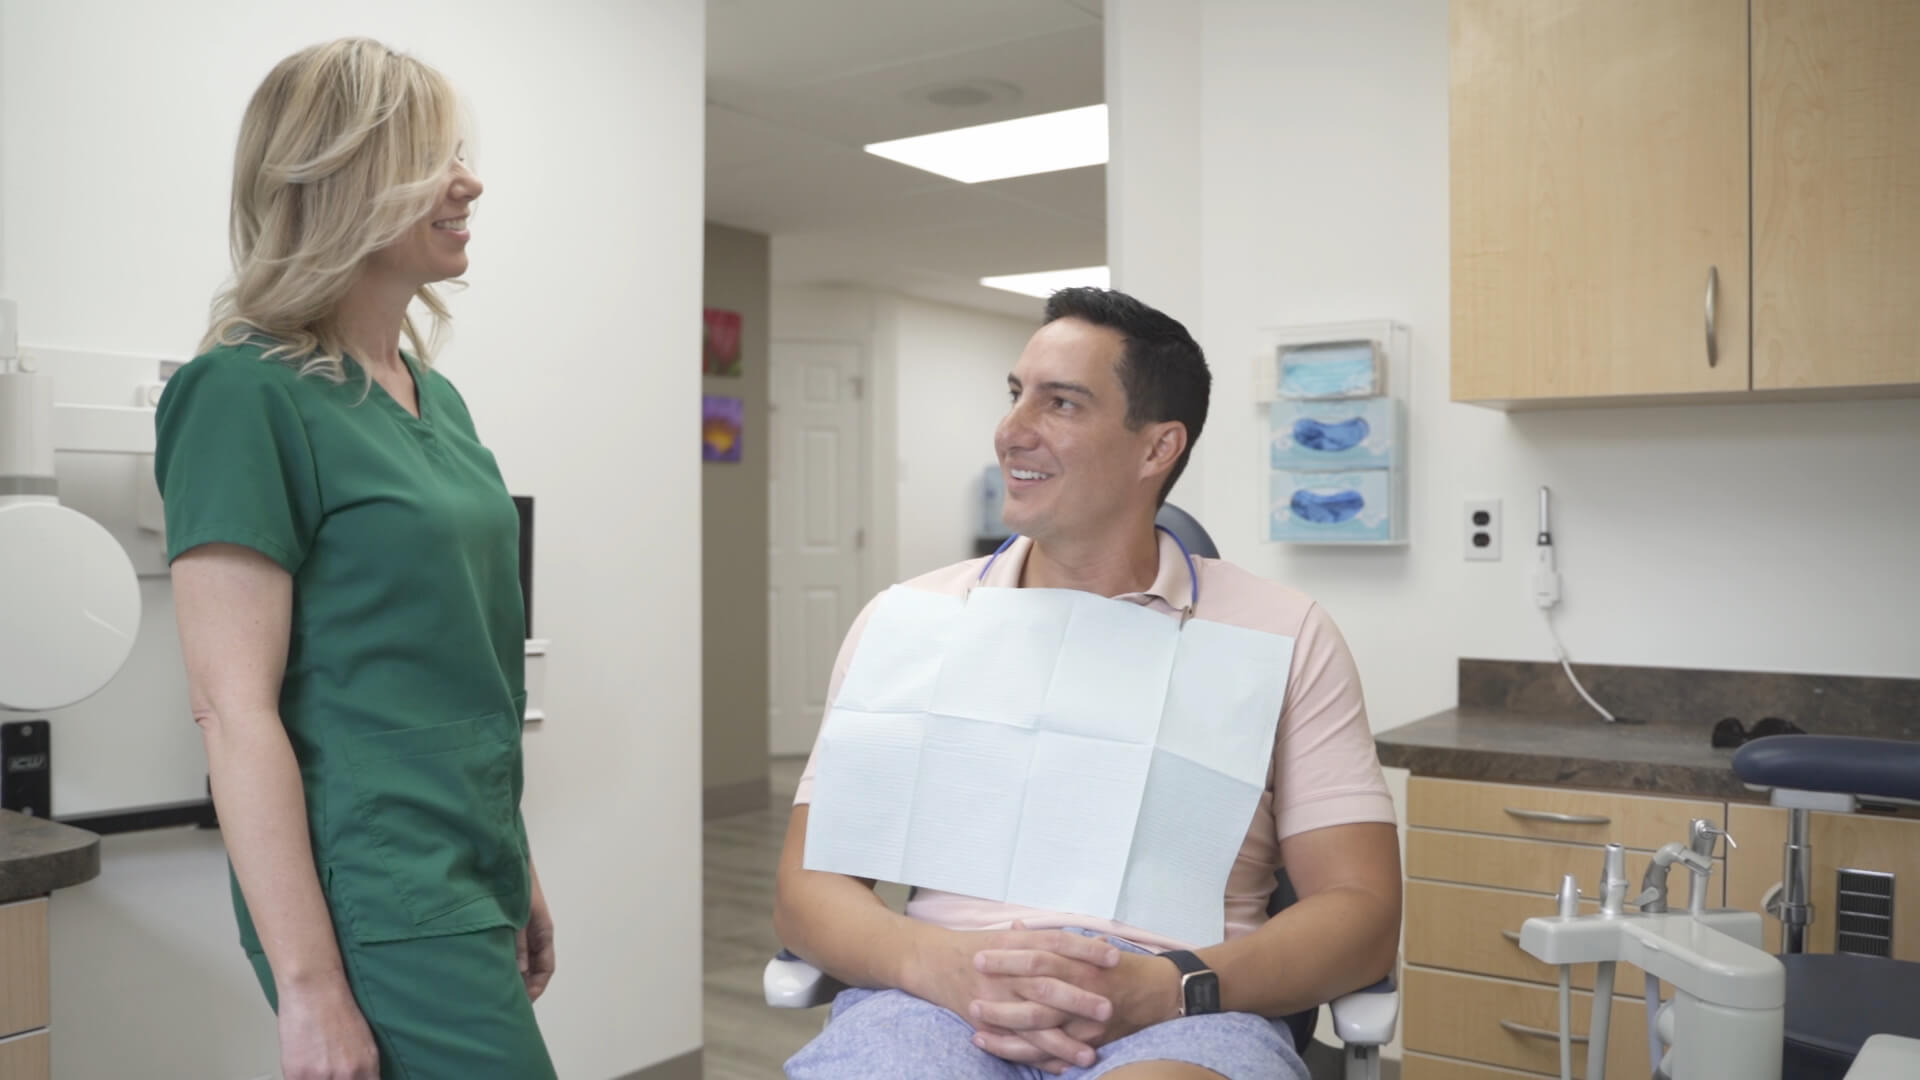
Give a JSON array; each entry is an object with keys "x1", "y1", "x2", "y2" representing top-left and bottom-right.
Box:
[{"x1": 783, "y1": 931, "x2": 1306, "y2": 1080}]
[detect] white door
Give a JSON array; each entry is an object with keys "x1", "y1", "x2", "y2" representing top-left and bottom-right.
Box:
[{"x1": 768, "y1": 341, "x2": 867, "y2": 757}]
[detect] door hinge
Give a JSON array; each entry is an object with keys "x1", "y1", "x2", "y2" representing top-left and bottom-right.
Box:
[
  {"x1": 854, "y1": 527, "x2": 866, "y2": 550},
  {"x1": 850, "y1": 375, "x2": 865, "y2": 400}
]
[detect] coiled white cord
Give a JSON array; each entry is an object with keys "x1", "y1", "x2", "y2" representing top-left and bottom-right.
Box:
[{"x1": 1543, "y1": 607, "x2": 1617, "y2": 723}]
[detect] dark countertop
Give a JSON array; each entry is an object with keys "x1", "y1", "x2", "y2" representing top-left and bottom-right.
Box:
[
  {"x1": 1376, "y1": 707, "x2": 1764, "y2": 801},
  {"x1": 0, "y1": 811, "x2": 101, "y2": 903},
  {"x1": 1382, "y1": 660, "x2": 1920, "y2": 802}
]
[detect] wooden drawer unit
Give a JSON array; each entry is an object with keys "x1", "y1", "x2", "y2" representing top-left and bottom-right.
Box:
[
  {"x1": 1407, "y1": 830, "x2": 1715, "y2": 906},
  {"x1": 1406, "y1": 880, "x2": 1686, "y2": 996},
  {"x1": 0, "y1": 900, "x2": 48, "y2": 1040},
  {"x1": 1726, "y1": 804, "x2": 1920, "y2": 960},
  {"x1": 1403, "y1": 776, "x2": 1728, "y2": 1077},
  {"x1": 1409, "y1": 777, "x2": 1723, "y2": 851},
  {"x1": 1403, "y1": 967, "x2": 1650, "y2": 1080},
  {"x1": 1404, "y1": 1052, "x2": 1553, "y2": 1079},
  {"x1": 0, "y1": 1030, "x2": 50, "y2": 1080}
]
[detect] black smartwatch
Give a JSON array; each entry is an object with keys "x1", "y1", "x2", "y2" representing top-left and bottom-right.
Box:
[{"x1": 1159, "y1": 949, "x2": 1220, "y2": 1016}]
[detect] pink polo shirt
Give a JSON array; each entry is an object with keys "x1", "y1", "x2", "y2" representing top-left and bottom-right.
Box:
[{"x1": 794, "y1": 531, "x2": 1396, "y2": 951}]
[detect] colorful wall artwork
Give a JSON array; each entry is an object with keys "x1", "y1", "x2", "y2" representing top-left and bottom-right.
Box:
[
  {"x1": 703, "y1": 394, "x2": 744, "y2": 463},
  {"x1": 703, "y1": 308, "x2": 743, "y2": 377}
]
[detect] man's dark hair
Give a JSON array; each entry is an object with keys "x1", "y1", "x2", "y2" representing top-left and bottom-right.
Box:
[{"x1": 1042, "y1": 286, "x2": 1210, "y2": 504}]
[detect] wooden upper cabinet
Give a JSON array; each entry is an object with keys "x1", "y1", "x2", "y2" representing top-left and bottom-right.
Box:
[
  {"x1": 1753, "y1": 0, "x2": 1920, "y2": 391},
  {"x1": 1451, "y1": 0, "x2": 1751, "y2": 403}
]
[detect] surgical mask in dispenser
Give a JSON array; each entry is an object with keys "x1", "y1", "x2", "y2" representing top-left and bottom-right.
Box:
[
  {"x1": 1270, "y1": 397, "x2": 1400, "y2": 471},
  {"x1": 1270, "y1": 468, "x2": 1396, "y2": 543},
  {"x1": 1276, "y1": 340, "x2": 1383, "y2": 400}
]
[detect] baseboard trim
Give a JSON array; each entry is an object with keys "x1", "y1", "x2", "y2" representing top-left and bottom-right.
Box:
[
  {"x1": 703, "y1": 777, "x2": 770, "y2": 820},
  {"x1": 614, "y1": 1047, "x2": 701, "y2": 1080}
]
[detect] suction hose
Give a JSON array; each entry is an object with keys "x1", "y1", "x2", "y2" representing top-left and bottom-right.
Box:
[{"x1": 1588, "y1": 961, "x2": 1615, "y2": 1080}]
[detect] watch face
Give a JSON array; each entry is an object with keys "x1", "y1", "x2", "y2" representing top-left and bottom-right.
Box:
[{"x1": 1183, "y1": 971, "x2": 1222, "y2": 1015}]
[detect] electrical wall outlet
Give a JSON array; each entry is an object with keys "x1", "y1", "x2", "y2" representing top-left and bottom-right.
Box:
[{"x1": 1464, "y1": 499, "x2": 1502, "y2": 561}]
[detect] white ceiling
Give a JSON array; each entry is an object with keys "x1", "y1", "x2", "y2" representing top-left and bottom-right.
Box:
[{"x1": 706, "y1": 0, "x2": 1106, "y2": 319}]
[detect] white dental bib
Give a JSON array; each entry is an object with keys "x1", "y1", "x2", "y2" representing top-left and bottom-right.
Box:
[{"x1": 805, "y1": 583, "x2": 1295, "y2": 946}]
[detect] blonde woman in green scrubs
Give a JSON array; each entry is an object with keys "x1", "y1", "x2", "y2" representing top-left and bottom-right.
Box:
[{"x1": 155, "y1": 39, "x2": 555, "y2": 1080}]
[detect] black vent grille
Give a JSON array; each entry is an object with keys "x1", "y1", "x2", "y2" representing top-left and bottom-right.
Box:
[{"x1": 1835, "y1": 868, "x2": 1895, "y2": 959}]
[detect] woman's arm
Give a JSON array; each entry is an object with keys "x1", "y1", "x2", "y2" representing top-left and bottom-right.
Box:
[
  {"x1": 172, "y1": 543, "x2": 378, "y2": 1080},
  {"x1": 520, "y1": 857, "x2": 555, "y2": 1000}
]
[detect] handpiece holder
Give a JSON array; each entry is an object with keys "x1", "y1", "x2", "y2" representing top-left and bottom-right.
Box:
[
  {"x1": 1519, "y1": 826, "x2": 1782, "y2": 1080},
  {"x1": 1637, "y1": 818, "x2": 1731, "y2": 915},
  {"x1": 1638, "y1": 842, "x2": 1711, "y2": 913},
  {"x1": 1686, "y1": 819, "x2": 1735, "y2": 916}
]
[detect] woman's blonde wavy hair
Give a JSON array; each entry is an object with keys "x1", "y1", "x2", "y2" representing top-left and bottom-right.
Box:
[{"x1": 201, "y1": 38, "x2": 464, "y2": 381}]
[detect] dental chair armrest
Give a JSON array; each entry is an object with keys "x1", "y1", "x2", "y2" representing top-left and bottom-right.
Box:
[
  {"x1": 764, "y1": 949, "x2": 846, "y2": 1009},
  {"x1": 1328, "y1": 977, "x2": 1398, "y2": 1047}
]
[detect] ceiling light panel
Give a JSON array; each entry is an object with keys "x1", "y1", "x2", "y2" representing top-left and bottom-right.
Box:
[
  {"x1": 865, "y1": 104, "x2": 1107, "y2": 183},
  {"x1": 979, "y1": 265, "x2": 1110, "y2": 298}
]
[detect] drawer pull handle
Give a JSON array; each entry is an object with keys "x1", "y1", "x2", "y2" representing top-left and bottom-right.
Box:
[
  {"x1": 1503, "y1": 807, "x2": 1611, "y2": 825},
  {"x1": 1705, "y1": 264, "x2": 1720, "y2": 368},
  {"x1": 1501, "y1": 929, "x2": 1522, "y2": 945},
  {"x1": 1500, "y1": 1019, "x2": 1589, "y2": 1044}
]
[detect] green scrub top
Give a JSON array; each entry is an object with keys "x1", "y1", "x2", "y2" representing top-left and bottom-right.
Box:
[{"x1": 154, "y1": 341, "x2": 530, "y2": 948}]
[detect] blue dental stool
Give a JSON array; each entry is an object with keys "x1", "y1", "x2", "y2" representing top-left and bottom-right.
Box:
[{"x1": 1732, "y1": 734, "x2": 1920, "y2": 1079}]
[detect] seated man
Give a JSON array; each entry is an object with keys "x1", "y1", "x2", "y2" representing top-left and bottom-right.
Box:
[{"x1": 775, "y1": 288, "x2": 1400, "y2": 1080}]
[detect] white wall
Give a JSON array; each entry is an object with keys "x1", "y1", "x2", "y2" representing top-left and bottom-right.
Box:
[
  {"x1": 772, "y1": 285, "x2": 1042, "y2": 588},
  {"x1": 2, "y1": 3, "x2": 705, "y2": 1078},
  {"x1": 1108, "y1": 0, "x2": 1920, "y2": 737},
  {"x1": 1108, "y1": 0, "x2": 1920, "y2": 1058},
  {"x1": 1104, "y1": 0, "x2": 1206, "y2": 520},
  {"x1": 890, "y1": 296, "x2": 1036, "y2": 577}
]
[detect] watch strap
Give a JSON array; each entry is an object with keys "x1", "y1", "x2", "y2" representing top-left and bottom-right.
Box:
[
  {"x1": 1159, "y1": 949, "x2": 1220, "y2": 1016},
  {"x1": 1160, "y1": 949, "x2": 1209, "y2": 977}
]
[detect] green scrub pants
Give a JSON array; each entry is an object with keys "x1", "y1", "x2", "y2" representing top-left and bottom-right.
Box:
[{"x1": 247, "y1": 926, "x2": 557, "y2": 1080}]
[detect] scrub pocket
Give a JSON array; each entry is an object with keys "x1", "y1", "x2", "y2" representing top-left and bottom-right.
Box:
[{"x1": 345, "y1": 713, "x2": 519, "y2": 934}]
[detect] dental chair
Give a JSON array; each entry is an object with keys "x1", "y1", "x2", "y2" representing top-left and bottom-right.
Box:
[
  {"x1": 763, "y1": 504, "x2": 1400, "y2": 1080},
  {"x1": 1732, "y1": 734, "x2": 1920, "y2": 1079}
]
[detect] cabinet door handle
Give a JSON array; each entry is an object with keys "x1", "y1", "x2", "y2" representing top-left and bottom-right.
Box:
[
  {"x1": 1504, "y1": 807, "x2": 1612, "y2": 825},
  {"x1": 1502, "y1": 929, "x2": 1522, "y2": 945},
  {"x1": 1704, "y1": 265, "x2": 1720, "y2": 368},
  {"x1": 1501, "y1": 1019, "x2": 1589, "y2": 1044}
]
